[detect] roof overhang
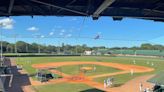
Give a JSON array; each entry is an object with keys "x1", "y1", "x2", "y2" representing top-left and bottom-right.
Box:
[{"x1": 0, "y1": 0, "x2": 164, "y2": 22}]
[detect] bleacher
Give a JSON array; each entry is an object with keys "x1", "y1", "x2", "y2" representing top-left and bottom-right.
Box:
[{"x1": 0, "y1": 57, "x2": 12, "y2": 92}]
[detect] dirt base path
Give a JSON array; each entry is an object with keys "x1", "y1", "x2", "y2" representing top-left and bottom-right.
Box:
[
  {"x1": 110, "y1": 75, "x2": 154, "y2": 92},
  {"x1": 89, "y1": 71, "x2": 129, "y2": 78},
  {"x1": 31, "y1": 61, "x2": 154, "y2": 92}
]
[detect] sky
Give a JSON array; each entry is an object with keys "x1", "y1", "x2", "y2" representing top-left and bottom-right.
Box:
[{"x1": 1, "y1": 16, "x2": 164, "y2": 47}]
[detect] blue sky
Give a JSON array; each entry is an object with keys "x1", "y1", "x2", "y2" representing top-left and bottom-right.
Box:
[{"x1": 1, "y1": 16, "x2": 164, "y2": 47}]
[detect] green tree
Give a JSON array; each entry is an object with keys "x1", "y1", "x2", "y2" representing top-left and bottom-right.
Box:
[{"x1": 141, "y1": 43, "x2": 153, "y2": 50}]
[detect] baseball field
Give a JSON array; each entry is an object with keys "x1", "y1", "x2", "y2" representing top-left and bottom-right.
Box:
[{"x1": 15, "y1": 56, "x2": 164, "y2": 92}]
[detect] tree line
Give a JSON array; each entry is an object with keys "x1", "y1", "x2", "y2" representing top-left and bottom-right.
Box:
[
  {"x1": 0, "y1": 41, "x2": 107, "y2": 54},
  {"x1": 1, "y1": 41, "x2": 164, "y2": 54}
]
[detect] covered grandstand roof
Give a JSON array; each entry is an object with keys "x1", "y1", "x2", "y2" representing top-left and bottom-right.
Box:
[{"x1": 1, "y1": 0, "x2": 164, "y2": 21}]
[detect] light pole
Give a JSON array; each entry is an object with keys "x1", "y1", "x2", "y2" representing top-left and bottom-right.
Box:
[
  {"x1": 0, "y1": 18, "x2": 13, "y2": 61},
  {"x1": 0, "y1": 18, "x2": 13, "y2": 66},
  {"x1": 76, "y1": 40, "x2": 78, "y2": 55},
  {"x1": 0, "y1": 26, "x2": 3, "y2": 62},
  {"x1": 34, "y1": 35, "x2": 41, "y2": 54},
  {"x1": 6, "y1": 44, "x2": 9, "y2": 53},
  {"x1": 13, "y1": 34, "x2": 20, "y2": 63},
  {"x1": 38, "y1": 43, "x2": 40, "y2": 53},
  {"x1": 40, "y1": 35, "x2": 44, "y2": 53},
  {"x1": 121, "y1": 47, "x2": 123, "y2": 55},
  {"x1": 26, "y1": 43, "x2": 28, "y2": 53},
  {"x1": 14, "y1": 34, "x2": 17, "y2": 54},
  {"x1": 33, "y1": 34, "x2": 41, "y2": 54},
  {"x1": 58, "y1": 41, "x2": 61, "y2": 55}
]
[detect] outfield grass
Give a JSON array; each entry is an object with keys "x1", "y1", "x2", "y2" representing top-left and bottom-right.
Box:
[{"x1": 15, "y1": 56, "x2": 164, "y2": 92}]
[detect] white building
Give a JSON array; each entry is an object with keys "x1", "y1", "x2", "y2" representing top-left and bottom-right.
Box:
[{"x1": 84, "y1": 51, "x2": 92, "y2": 55}]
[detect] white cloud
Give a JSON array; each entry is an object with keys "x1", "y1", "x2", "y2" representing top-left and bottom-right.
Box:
[
  {"x1": 51, "y1": 28, "x2": 55, "y2": 31},
  {"x1": 69, "y1": 30, "x2": 73, "y2": 32},
  {"x1": 71, "y1": 26, "x2": 75, "y2": 29},
  {"x1": 61, "y1": 29, "x2": 65, "y2": 33},
  {"x1": 77, "y1": 28, "x2": 80, "y2": 31},
  {"x1": 59, "y1": 33, "x2": 64, "y2": 36},
  {"x1": 32, "y1": 33, "x2": 40, "y2": 36},
  {"x1": 0, "y1": 18, "x2": 14, "y2": 29},
  {"x1": 98, "y1": 32, "x2": 102, "y2": 35},
  {"x1": 41, "y1": 35, "x2": 45, "y2": 38},
  {"x1": 2, "y1": 25, "x2": 13, "y2": 29},
  {"x1": 49, "y1": 32, "x2": 54, "y2": 36},
  {"x1": 27, "y1": 26, "x2": 39, "y2": 31},
  {"x1": 66, "y1": 34, "x2": 72, "y2": 37},
  {"x1": 56, "y1": 26, "x2": 62, "y2": 28}
]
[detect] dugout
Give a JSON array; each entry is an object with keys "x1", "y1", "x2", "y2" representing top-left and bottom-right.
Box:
[
  {"x1": 36, "y1": 67, "x2": 61, "y2": 82},
  {"x1": 36, "y1": 69, "x2": 54, "y2": 82},
  {"x1": 147, "y1": 72, "x2": 164, "y2": 92}
]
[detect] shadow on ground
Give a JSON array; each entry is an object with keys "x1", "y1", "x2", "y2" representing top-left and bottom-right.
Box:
[
  {"x1": 80, "y1": 88, "x2": 105, "y2": 92},
  {"x1": 113, "y1": 84, "x2": 122, "y2": 87},
  {"x1": 4, "y1": 58, "x2": 31, "y2": 92}
]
